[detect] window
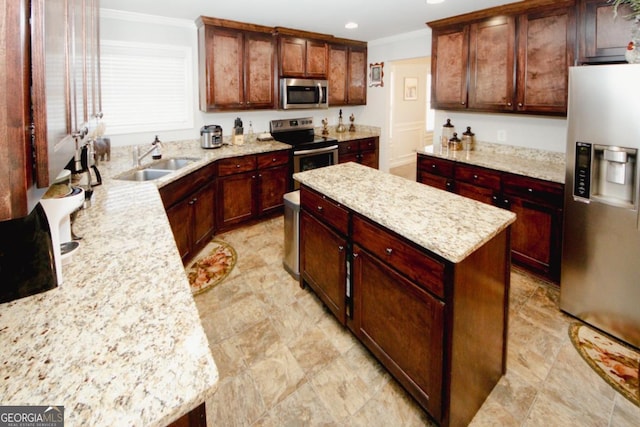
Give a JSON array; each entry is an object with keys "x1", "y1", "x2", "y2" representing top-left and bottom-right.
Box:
[{"x1": 100, "y1": 40, "x2": 193, "y2": 135}]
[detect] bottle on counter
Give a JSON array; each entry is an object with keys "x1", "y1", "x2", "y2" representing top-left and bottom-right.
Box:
[
  {"x1": 462, "y1": 126, "x2": 475, "y2": 152},
  {"x1": 441, "y1": 119, "x2": 455, "y2": 149}
]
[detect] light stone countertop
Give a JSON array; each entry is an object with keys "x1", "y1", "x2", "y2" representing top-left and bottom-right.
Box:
[
  {"x1": 294, "y1": 162, "x2": 516, "y2": 263},
  {"x1": 418, "y1": 142, "x2": 566, "y2": 184},
  {"x1": 0, "y1": 138, "x2": 291, "y2": 426}
]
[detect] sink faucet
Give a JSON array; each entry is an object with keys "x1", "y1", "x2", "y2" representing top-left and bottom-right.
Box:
[{"x1": 133, "y1": 136, "x2": 163, "y2": 166}]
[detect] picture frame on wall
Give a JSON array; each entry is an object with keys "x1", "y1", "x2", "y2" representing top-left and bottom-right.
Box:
[
  {"x1": 404, "y1": 77, "x2": 418, "y2": 100},
  {"x1": 369, "y1": 62, "x2": 384, "y2": 87}
]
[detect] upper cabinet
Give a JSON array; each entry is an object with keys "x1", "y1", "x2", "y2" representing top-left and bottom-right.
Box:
[
  {"x1": 1, "y1": 0, "x2": 101, "y2": 221},
  {"x1": 276, "y1": 29, "x2": 329, "y2": 79},
  {"x1": 429, "y1": 0, "x2": 576, "y2": 116},
  {"x1": 328, "y1": 40, "x2": 367, "y2": 106},
  {"x1": 197, "y1": 17, "x2": 276, "y2": 112},
  {"x1": 578, "y1": 0, "x2": 637, "y2": 64}
]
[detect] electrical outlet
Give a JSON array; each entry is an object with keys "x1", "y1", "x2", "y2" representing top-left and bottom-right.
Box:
[{"x1": 497, "y1": 130, "x2": 507, "y2": 142}]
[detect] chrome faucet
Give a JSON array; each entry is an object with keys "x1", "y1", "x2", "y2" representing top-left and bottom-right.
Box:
[{"x1": 133, "y1": 136, "x2": 163, "y2": 166}]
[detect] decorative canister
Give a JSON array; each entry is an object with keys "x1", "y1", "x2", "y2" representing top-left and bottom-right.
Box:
[
  {"x1": 441, "y1": 118, "x2": 455, "y2": 149},
  {"x1": 462, "y1": 126, "x2": 475, "y2": 151},
  {"x1": 448, "y1": 132, "x2": 462, "y2": 151}
]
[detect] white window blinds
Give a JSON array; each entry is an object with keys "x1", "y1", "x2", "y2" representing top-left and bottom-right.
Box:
[{"x1": 100, "y1": 40, "x2": 193, "y2": 135}]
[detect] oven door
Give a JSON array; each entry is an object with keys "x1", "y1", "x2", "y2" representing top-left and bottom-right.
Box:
[{"x1": 293, "y1": 145, "x2": 339, "y2": 188}]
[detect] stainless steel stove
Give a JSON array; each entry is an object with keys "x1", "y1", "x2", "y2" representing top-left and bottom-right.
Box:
[{"x1": 270, "y1": 117, "x2": 339, "y2": 188}]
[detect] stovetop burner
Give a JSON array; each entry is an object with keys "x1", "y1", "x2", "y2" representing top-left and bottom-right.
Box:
[{"x1": 270, "y1": 117, "x2": 337, "y2": 150}]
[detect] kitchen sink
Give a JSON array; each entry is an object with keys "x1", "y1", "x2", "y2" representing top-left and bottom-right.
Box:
[
  {"x1": 147, "y1": 157, "x2": 199, "y2": 170},
  {"x1": 115, "y1": 157, "x2": 201, "y2": 182},
  {"x1": 115, "y1": 169, "x2": 172, "y2": 182}
]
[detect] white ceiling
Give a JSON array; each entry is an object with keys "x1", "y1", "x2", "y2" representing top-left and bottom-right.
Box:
[{"x1": 100, "y1": 0, "x2": 522, "y2": 41}]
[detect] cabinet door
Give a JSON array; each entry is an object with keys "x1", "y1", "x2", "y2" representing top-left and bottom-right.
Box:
[
  {"x1": 469, "y1": 16, "x2": 516, "y2": 111},
  {"x1": 579, "y1": 0, "x2": 637, "y2": 64},
  {"x1": 516, "y1": 7, "x2": 575, "y2": 114},
  {"x1": 257, "y1": 164, "x2": 289, "y2": 216},
  {"x1": 351, "y1": 245, "x2": 444, "y2": 421},
  {"x1": 300, "y1": 211, "x2": 347, "y2": 324},
  {"x1": 217, "y1": 171, "x2": 255, "y2": 228},
  {"x1": 279, "y1": 37, "x2": 306, "y2": 77},
  {"x1": 509, "y1": 195, "x2": 562, "y2": 282},
  {"x1": 204, "y1": 26, "x2": 244, "y2": 110},
  {"x1": 431, "y1": 25, "x2": 469, "y2": 110},
  {"x1": 244, "y1": 31, "x2": 276, "y2": 109},
  {"x1": 347, "y1": 45, "x2": 367, "y2": 105},
  {"x1": 418, "y1": 172, "x2": 453, "y2": 192},
  {"x1": 306, "y1": 40, "x2": 328, "y2": 78},
  {"x1": 192, "y1": 181, "x2": 216, "y2": 253},
  {"x1": 328, "y1": 44, "x2": 348, "y2": 105},
  {"x1": 166, "y1": 198, "x2": 193, "y2": 262}
]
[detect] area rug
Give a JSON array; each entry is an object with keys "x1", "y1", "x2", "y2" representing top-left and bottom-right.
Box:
[
  {"x1": 569, "y1": 322, "x2": 639, "y2": 406},
  {"x1": 186, "y1": 239, "x2": 237, "y2": 295}
]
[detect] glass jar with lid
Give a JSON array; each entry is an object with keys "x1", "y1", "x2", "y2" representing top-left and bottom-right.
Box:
[{"x1": 440, "y1": 119, "x2": 455, "y2": 149}]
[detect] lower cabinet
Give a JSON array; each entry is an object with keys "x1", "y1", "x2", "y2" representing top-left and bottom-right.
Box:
[
  {"x1": 160, "y1": 163, "x2": 217, "y2": 264},
  {"x1": 338, "y1": 137, "x2": 379, "y2": 169},
  {"x1": 217, "y1": 150, "x2": 290, "y2": 230},
  {"x1": 168, "y1": 402, "x2": 206, "y2": 427},
  {"x1": 417, "y1": 153, "x2": 563, "y2": 284},
  {"x1": 351, "y1": 244, "x2": 444, "y2": 420}
]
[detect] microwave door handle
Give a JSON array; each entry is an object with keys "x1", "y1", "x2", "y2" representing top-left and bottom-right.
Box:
[{"x1": 317, "y1": 82, "x2": 323, "y2": 104}]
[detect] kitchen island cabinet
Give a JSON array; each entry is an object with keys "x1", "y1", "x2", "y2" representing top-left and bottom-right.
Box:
[{"x1": 295, "y1": 162, "x2": 515, "y2": 427}]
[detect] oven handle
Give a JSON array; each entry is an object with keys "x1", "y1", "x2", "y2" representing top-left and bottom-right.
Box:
[{"x1": 294, "y1": 145, "x2": 339, "y2": 156}]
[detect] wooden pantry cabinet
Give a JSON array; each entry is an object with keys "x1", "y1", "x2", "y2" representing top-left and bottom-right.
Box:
[
  {"x1": 429, "y1": 0, "x2": 576, "y2": 116},
  {"x1": 196, "y1": 17, "x2": 276, "y2": 112},
  {"x1": 417, "y1": 153, "x2": 564, "y2": 283},
  {"x1": 216, "y1": 150, "x2": 291, "y2": 231},
  {"x1": 328, "y1": 40, "x2": 367, "y2": 106}
]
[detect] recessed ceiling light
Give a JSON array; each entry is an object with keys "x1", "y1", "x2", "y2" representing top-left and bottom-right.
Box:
[
  {"x1": 426, "y1": 0, "x2": 445, "y2": 4},
  {"x1": 345, "y1": 22, "x2": 358, "y2": 29}
]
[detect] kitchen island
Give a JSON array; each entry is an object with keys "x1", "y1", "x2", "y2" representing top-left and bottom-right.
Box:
[
  {"x1": 294, "y1": 162, "x2": 516, "y2": 427},
  {"x1": 0, "y1": 138, "x2": 290, "y2": 426}
]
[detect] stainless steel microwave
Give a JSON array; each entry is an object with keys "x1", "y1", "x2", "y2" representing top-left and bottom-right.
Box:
[{"x1": 280, "y1": 78, "x2": 328, "y2": 110}]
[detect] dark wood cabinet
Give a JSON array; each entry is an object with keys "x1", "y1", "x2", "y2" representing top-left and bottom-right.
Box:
[
  {"x1": 502, "y1": 174, "x2": 563, "y2": 282},
  {"x1": 417, "y1": 153, "x2": 564, "y2": 283},
  {"x1": 468, "y1": 16, "x2": 516, "y2": 112},
  {"x1": 168, "y1": 402, "x2": 206, "y2": 427},
  {"x1": 217, "y1": 150, "x2": 290, "y2": 231},
  {"x1": 197, "y1": 17, "x2": 276, "y2": 112},
  {"x1": 299, "y1": 187, "x2": 349, "y2": 324},
  {"x1": 351, "y1": 244, "x2": 445, "y2": 420},
  {"x1": 578, "y1": 0, "x2": 637, "y2": 64},
  {"x1": 160, "y1": 163, "x2": 217, "y2": 264},
  {"x1": 429, "y1": 0, "x2": 576, "y2": 116},
  {"x1": 431, "y1": 25, "x2": 470, "y2": 110},
  {"x1": 338, "y1": 137, "x2": 379, "y2": 169},
  {"x1": 328, "y1": 40, "x2": 367, "y2": 106},
  {"x1": 277, "y1": 33, "x2": 328, "y2": 78}
]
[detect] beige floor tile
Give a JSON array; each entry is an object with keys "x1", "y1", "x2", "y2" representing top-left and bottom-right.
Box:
[
  {"x1": 258, "y1": 382, "x2": 337, "y2": 426},
  {"x1": 206, "y1": 371, "x2": 265, "y2": 427},
  {"x1": 234, "y1": 317, "x2": 284, "y2": 367},
  {"x1": 288, "y1": 326, "x2": 341, "y2": 378}
]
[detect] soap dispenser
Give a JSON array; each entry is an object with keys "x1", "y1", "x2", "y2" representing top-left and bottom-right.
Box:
[{"x1": 152, "y1": 135, "x2": 162, "y2": 160}]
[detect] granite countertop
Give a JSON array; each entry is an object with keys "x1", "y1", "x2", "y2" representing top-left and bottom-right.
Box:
[
  {"x1": 317, "y1": 125, "x2": 380, "y2": 143},
  {"x1": 0, "y1": 138, "x2": 290, "y2": 426},
  {"x1": 294, "y1": 162, "x2": 516, "y2": 263},
  {"x1": 418, "y1": 142, "x2": 566, "y2": 184}
]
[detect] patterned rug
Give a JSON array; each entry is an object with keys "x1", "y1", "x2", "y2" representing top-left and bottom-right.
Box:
[
  {"x1": 569, "y1": 322, "x2": 639, "y2": 406},
  {"x1": 186, "y1": 239, "x2": 237, "y2": 295}
]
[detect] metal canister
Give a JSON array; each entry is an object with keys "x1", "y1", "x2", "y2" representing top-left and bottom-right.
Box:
[
  {"x1": 448, "y1": 132, "x2": 462, "y2": 151},
  {"x1": 462, "y1": 126, "x2": 475, "y2": 151}
]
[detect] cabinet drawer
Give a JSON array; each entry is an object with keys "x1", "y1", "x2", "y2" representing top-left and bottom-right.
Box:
[
  {"x1": 502, "y1": 173, "x2": 563, "y2": 207},
  {"x1": 257, "y1": 150, "x2": 290, "y2": 169},
  {"x1": 218, "y1": 155, "x2": 257, "y2": 176},
  {"x1": 339, "y1": 141, "x2": 359, "y2": 156},
  {"x1": 300, "y1": 187, "x2": 349, "y2": 235},
  {"x1": 352, "y1": 214, "x2": 445, "y2": 299},
  {"x1": 359, "y1": 137, "x2": 377, "y2": 152},
  {"x1": 417, "y1": 155, "x2": 455, "y2": 178},
  {"x1": 455, "y1": 164, "x2": 501, "y2": 191}
]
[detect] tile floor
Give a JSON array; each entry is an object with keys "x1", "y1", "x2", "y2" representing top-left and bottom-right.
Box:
[{"x1": 194, "y1": 216, "x2": 640, "y2": 426}]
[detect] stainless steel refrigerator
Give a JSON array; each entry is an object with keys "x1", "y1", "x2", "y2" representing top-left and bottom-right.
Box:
[{"x1": 561, "y1": 64, "x2": 640, "y2": 349}]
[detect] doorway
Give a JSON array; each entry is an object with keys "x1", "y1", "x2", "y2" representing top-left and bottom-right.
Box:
[{"x1": 387, "y1": 57, "x2": 433, "y2": 181}]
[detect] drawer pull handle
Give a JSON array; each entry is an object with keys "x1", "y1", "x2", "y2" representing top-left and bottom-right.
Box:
[
  {"x1": 338, "y1": 245, "x2": 344, "y2": 252},
  {"x1": 385, "y1": 248, "x2": 393, "y2": 256},
  {"x1": 236, "y1": 164, "x2": 241, "y2": 168},
  {"x1": 353, "y1": 252, "x2": 359, "y2": 258},
  {"x1": 432, "y1": 164, "x2": 436, "y2": 169},
  {"x1": 473, "y1": 174, "x2": 478, "y2": 180},
  {"x1": 528, "y1": 188, "x2": 533, "y2": 192},
  {"x1": 317, "y1": 206, "x2": 323, "y2": 212}
]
